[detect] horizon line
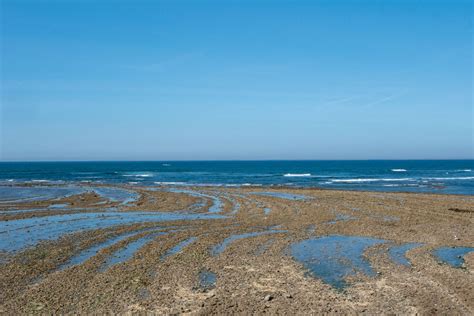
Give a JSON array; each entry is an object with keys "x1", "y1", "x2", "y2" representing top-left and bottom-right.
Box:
[{"x1": 0, "y1": 158, "x2": 473, "y2": 163}]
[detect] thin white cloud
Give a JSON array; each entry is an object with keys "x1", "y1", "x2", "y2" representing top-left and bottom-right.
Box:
[
  {"x1": 360, "y1": 91, "x2": 407, "y2": 109},
  {"x1": 319, "y1": 95, "x2": 362, "y2": 108}
]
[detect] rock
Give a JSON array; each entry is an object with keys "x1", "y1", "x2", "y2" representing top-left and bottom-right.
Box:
[
  {"x1": 285, "y1": 293, "x2": 293, "y2": 299},
  {"x1": 264, "y1": 295, "x2": 273, "y2": 301}
]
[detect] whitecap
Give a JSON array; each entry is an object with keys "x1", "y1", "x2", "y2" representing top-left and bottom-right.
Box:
[
  {"x1": 391, "y1": 169, "x2": 407, "y2": 172},
  {"x1": 423, "y1": 176, "x2": 474, "y2": 181},
  {"x1": 283, "y1": 173, "x2": 312, "y2": 177},
  {"x1": 123, "y1": 173, "x2": 153, "y2": 177},
  {"x1": 154, "y1": 181, "x2": 188, "y2": 185},
  {"x1": 331, "y1": 178, "x2": 414, "y2": 183}
]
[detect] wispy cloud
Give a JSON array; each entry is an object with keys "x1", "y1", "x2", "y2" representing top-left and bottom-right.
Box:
[
  {"x1": 318, "y1": 95, "x2": 362, "y2": 108},
  {"x1": 360, "y1": 91, "x2": 407, "y2": 109}
]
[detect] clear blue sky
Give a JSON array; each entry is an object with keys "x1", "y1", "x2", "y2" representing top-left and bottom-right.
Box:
[{"x1": 1, "y1": 0, "x2": 472, "y2": 161}]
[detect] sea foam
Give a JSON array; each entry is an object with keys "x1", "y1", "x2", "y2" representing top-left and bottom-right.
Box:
[
  {"x1": 331, "y1": 178, "x2": 413, "y2": 183},
  {"x1": 424, "y1": 176, "x2": 474, "y2": 181},
  {"x1": 123, "y1": 173, "x2": 153, "y2": 177},
  {"x1": 154, "y1": 181, "x2": 188, "y2": 185},
  {"x1": 283, "y1": 173, "x2": 312, "y2": 177}
]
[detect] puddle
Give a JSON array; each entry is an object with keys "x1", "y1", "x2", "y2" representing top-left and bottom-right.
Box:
[
  {"x1": 225, "y1": 196, "x2": 241, "y2": 214},
  {"x1": 388, "y1": 243, "x2": 423, "y2": 266},
  {"x1": 161, "y1": 237, "x2": 197, "y2": 261},
  {"x1": 0, "y1": 186, "x2": 86, "y2": 204},
  {"x1": 198, "y1": 270, "x2": 216, "y2": 290},
  {"x1": 263, "y1": 208, "x2": 271, "y2": 215},
  {"x1": 231, "y1": 201, "x2": 241, "y2": 214},
  {"x1": 213, "y1": 193, "x2": 241, "y2": 214},
  {"x1": 0, "y1": 211, "x2": 226, "y2": 252},
  {"x1": 290, "y1": 235, "x2": 387, "y2": 289},
  {"x1": 251, "y1": 192, "x2": 310, "y2": 201},
  {"x1": 48, "y1": 203, "x2": 70, "y2": 209},
  {"x1": 166, "y1": 188, "x2": 224, "y2": 213},
  {"x1": 58, "y1": 228, "x2": 162, "y2": 270},
  {"x1": 99, "y1": 231, "x2": 167, "y2": 271},
  {"x1": 433, "y1": 246, "x2": 474, "y2": 268},
  {"x1": 90, "y1": 187, "x2": 139, "y2": 205},
  {"x1": 0, "y1": 206, "x2": 115, "y2": 215},
  {"x1": 211, "y1": 230, "x2": 286, "y2": 256}
]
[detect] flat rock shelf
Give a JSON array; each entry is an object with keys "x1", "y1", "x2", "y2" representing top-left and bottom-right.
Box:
[{"x1": 0, "y1": 184, "x2": 473, "y2": 314}]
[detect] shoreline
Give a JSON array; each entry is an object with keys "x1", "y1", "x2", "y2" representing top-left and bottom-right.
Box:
[{"x1": 2, "y1": 180, "x2": 473, "y2": 197}]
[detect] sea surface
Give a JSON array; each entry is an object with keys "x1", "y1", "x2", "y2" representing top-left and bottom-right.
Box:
[{"x1": 0, "y1": 160, "x2": 473, "y2": 195}]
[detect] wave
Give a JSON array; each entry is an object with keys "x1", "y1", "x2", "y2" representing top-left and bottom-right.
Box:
[
  {"x1": 391, "y1": 169, "x2": 407, "y2": 172},
  {"x1": 329, "y1": 176, "x2": 474, "y2": 184},
  {"x1": 154, "y1": 181, "x2": 188, "y2": 185},
  {"x1": 331, "y1": 178, "x2": 413, "y2": 183},
  {"x1": 423, "y1": 176, "x2": 474, "y2": 181},
  {"x1": 283, "y1": 173, "x2": 311, "y2": 177},
  {"x1": 123, "y1": 173, "x2": 153, "y2": 177},
  {"x1": 383, "y1": 184, "x2": 425, "y2": 187}
]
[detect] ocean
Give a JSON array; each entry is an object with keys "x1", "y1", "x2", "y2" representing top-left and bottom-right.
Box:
[
  {"x1": 0, "y1": 160, "x2": 473, "y2": 195},
  {"x1": 0, "y1": 160, "x2": 474, "y2": 195}
]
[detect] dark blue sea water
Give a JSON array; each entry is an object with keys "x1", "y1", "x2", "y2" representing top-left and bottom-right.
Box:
[{"x1": 0, "y1": 160, "x2": 473, "y2": 195}]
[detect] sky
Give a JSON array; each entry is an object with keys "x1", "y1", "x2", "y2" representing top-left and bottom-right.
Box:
[{"x1": 0, "y1": 0, "x2": 472, "y2": 161}]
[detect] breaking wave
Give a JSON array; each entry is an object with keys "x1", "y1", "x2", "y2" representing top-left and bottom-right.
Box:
[
  {"x1": 331, "y1": 178, "x2": 413, "y2": 183},
  {"x1": 283, "y1": 173, "x2": 312, "y2": 177}
]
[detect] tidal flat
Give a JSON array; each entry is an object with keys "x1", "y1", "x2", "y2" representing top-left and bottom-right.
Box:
[{"x1": 0, "y1": 184, "x2": 473, "y2": 314}]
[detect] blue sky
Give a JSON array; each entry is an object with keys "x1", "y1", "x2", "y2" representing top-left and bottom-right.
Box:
[{"x1": 1, "y1": 0, "x2": 472, "y2": 161}]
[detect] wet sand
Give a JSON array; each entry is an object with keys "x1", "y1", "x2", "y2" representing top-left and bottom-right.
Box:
[{"x1": 0, "y1": 185, "x2": 473, "y2": 314}]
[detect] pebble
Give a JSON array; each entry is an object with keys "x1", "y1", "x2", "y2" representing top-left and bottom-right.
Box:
[{"x1": 264, "y1": 295, "x2": 273, "y2": 301}]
